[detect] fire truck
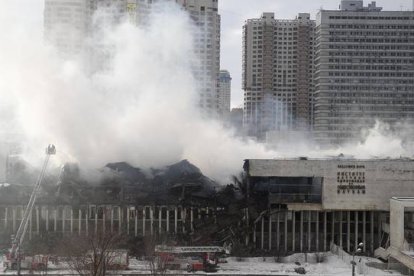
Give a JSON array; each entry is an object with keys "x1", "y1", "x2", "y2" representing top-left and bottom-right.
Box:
[
  {"x1": 3, "y1": 145, "x2": 56, "y2": 272},
  {"x1": 155, "y1": 245, "x2": 226, "y2": 272}
]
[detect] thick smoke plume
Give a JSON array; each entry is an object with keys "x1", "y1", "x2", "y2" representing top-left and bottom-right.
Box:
[
  {"x1": 0, "y1": 1, "x2": 412, "y2": 184},
  {"x1": 0, "y1": 2, "x2": 274, "y2": 182}
]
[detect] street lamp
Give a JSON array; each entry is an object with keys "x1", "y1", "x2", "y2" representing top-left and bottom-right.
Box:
[{"x1": 351, "y1": 242, "x2": 363, "y2": 276}]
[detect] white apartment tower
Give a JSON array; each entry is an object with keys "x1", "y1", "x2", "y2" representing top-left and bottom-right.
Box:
[
  {"x1": 314, "y1": 0, "x2": 414, "y2": 145},
  {"x1": 218, "y1": 70, "x2": 231, "y2": 118},
  {"x1": 175, "y1": 0, "x2": 221, "y2": 117},
  {"x1": 243, "y1": 13, "x2": 315, "y2": 139},
  {"x1": 44, "y1": 0, "x2": 221, "y2": 117},
  {"x1": 133, "y1": 0, "x2": 222, "y2": 117},
  {"x1": 44, "y1": 0, "x2": 94, "y2": 57}
]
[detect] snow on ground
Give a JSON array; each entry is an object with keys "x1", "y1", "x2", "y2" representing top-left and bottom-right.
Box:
[
  {"x1": 217, "y1": 253, "x2": 399, "y2": 276},
  {"x1": 0, "y1": 253, "x2": 405, "y2": 275}
]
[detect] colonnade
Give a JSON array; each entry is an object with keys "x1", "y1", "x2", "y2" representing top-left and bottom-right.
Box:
[
  {"x1": 253, "y1": 210, "x2": 385, "y2": 254},
  {"x1": 0, "y1": 205, "x2": 216, "y2": 238}
]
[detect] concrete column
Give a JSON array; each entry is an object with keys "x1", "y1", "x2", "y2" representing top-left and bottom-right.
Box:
[
  {"x1": 12, "y1": 207, "x2": 16, "y2": 232},
  {"x1": 316, "y1": 212, "x2": 319, "y2": 251},
  {"x1": 198, "y1": 208, "x2": 201, "y2": 220},
  {"x1": 190, "y1": 208, "x2": 194, "y2": 232},
  {"x1": 339, "y1": 211, "x2": 343, "y2": 249},
  {"x1": 118, "y1": 207, "x2": 122, "y2": 234},
  {"x1": 370, "y1": 211, "x2": 374, "y2": 252},
  {"x1": 94, "y1": 208, "x2": 98, "y2": 234},
  {"x1": 102, "y1": 207, "x2": 106, "y2": 233},
  {"x1": 182, "y1": 208, "x2": 186, "y2": 233},
  {"x1": 174, "y1": 207, "x2": 178, "y2": 233},
  {"x1": 29, "y1": 209, "x2": 32, "y2": 240},
  {"x1": 36, "y1": 207, "x2": 40, "y2": 234},
  {"x1": 347, "y1": 211, "x2": 351, "y2": 252},
  {"x1": 300, "y1": 211, "x2": 304, "y2": 252},
  {"x1": 331, "y1": 211, "x2": 335, "y2": 245},
  {"x1": 166, "y1": 209, "x2": 170, "y2": 233},
  {"x1": 261, "y1": 216, "x2": 264, "y2": 250},
  {"x1": 308, "y1": 211, "x2": 311, "y2": 251},
  {"x1": 54, "y1": 208, "x2": 57, "y2": 232},
  {"x1": 253, "y1": 224, "x2": 257, "y2": 245},
  {"x1": 127, "y1": 207, "x2": 130, "y2": 235},
  {"x1": 378, "y1": 212, "x2": 382, "y2": 248},
  {"x1": 70, "y1": 208, "x2": 73, "y2": 234},
  {"x1": 62, "y1": 208, "x2": 66, "y2": 234},
  {"x1": 276, "y1": 212, "x2": 280, "y2": 251},
  {"x1": 85, "y1": 207, "x2": 88, "y2": 235},
  {"x1": 79, "y1": 209, "x2": 82, "y2": 235},
  {"x1": 269, "y1": 214, "x2": 272, "y2": 251},
  {"x1": 292, "y1": 211, "x2": 296, "y2": 251},
  {"x1": 355, "y1": 211, "x2": 359, "y2": 250},
  {"x1": 4, "y1": 207, "x2": 8, "y2": 229},
  {"x1": 111, "y1": 207, "x2": 114, "y2": 233},
  {"x1": 323, "y1": 211, "x2": 327, "y2": 251},
  {"x1": 142, "y1": 208, "x2": 146, "y2": 236},
  {"x1": 134, "y1": 209, "x2": 138, "y2": 237},
  {"x1": 159, "y1": 207, "x2": 162, "y2": 235},
  {"x1": 45, "y1": 208, "x2": 49, "y2": 231},
  {"x1": 150, "y1": 207, "x2": 154, "y2": 235},
  {"x1": 284, "y1": 212, "x2": 288, "y2": 252},
  {"x1": 363, "y1": 211, "x2": 366, "y2": 252}
]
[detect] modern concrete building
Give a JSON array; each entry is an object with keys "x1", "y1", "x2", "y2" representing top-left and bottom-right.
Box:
[
  {"x1": 218, "y1": 70, "x2": 231, "y2": 118},
  {"x1": 44, "y1": 0, "x2": 221, "y2": 117},
  {"x1": 242, "y1": 13, "x2": 315, "y2": 139},
  {"x1": 314, "y1": 0, "x2": 414, "y2": 145},
  {"x1": 244, "y1": 158, "x2": 414, "y2": 257},
  {"x1": 175, "y1": 0, "x2": 221, "y2": 117},
  {"x1": 44, "y1": 0, "x2": 94, "y2": 58}
]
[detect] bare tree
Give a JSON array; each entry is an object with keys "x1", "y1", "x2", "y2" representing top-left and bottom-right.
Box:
[
  {"x1": 143, "y1": 236, "x2": 169, "y2": 276},
  {"x1": 59, "y1": 232, "x2": 124, "y2": 276}
]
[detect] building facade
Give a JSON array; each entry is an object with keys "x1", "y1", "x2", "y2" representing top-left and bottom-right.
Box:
[
  {"x1": 314, "y1": 0, "x2": 414, "y2": 145},
  {"x1": 44, "y1": 0, "x2": 94, "y2": 58},
  {"x1": 176, "y1": 0, "x2": 221, "y2": 117},
  {"x1": 242, "y1": 13, "x2": 315, "y2": 139},
  {"x1": 218, "y1": 70, "x2": 231, "y2": 118},
  {"x1": 44, "y1": 0, "x2": 221, "y2": 117},
  {"x1": 244, "y1": 158, "x2": 414, "y2": 254}
]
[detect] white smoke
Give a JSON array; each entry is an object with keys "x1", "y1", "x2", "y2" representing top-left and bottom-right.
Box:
[
  {"x1": 0, "y1": 1, "x2": 412, "y2": 185},
  {"x1": 0, "y1": 1, "x2": 274, "y2": 183}
]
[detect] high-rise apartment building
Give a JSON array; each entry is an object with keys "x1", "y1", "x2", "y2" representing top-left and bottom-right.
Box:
[
  {"x1": 314, "y1": 0, "x2": 414, "y2": 145},
  {"x1": 242, "y1": 13, "x2": 315, "y2": 139},
  {"x1": 44, "y1": 0, "x2": 221, "y2": 117},
  {"x1": 44, "y1": 0, "x2": 94, "y2": 57},
  {"x1": 218, "y1": 70, "x2": 231, "y2": 118},
  {"x1": 175, "y1": 0, "x2": 221, "y2": 117}
]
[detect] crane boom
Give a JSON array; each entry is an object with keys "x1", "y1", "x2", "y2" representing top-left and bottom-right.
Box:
[{"x1": 10, "y1": 145, "x2": 56, "y2": 258}]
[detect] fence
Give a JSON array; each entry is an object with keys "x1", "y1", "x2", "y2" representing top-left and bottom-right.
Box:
[{"x1": 330, "y1": 243, "x2": 400, "y2": 276}]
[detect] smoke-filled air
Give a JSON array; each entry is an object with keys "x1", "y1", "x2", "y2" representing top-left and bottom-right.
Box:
[{"x1": 0, "y1": 1, "x2": 412, "y2": 183}]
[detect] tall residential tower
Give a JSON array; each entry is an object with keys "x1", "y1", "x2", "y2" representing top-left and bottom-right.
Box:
[
  {"x1": 218, "y1": 70, "x2": 231, "y2": 118},
  {"x1": 242, "y1": 13, "x2": 315, "y2": 139},
  {"x1": 44, "y1": 0, "x2": 221, "y2": 117}
]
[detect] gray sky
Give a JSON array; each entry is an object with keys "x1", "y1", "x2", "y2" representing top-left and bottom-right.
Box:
[{"x1": 1, "y1": 0, "x2": 413, "y2": 108}]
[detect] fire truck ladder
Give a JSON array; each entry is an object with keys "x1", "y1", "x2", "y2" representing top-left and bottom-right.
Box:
[
  {"x1": 9, "y1": 145, "x2": 56, "y2": 262},
  {"x1": 155, "y1": 246, "x2": 225, "y2": 254}
]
